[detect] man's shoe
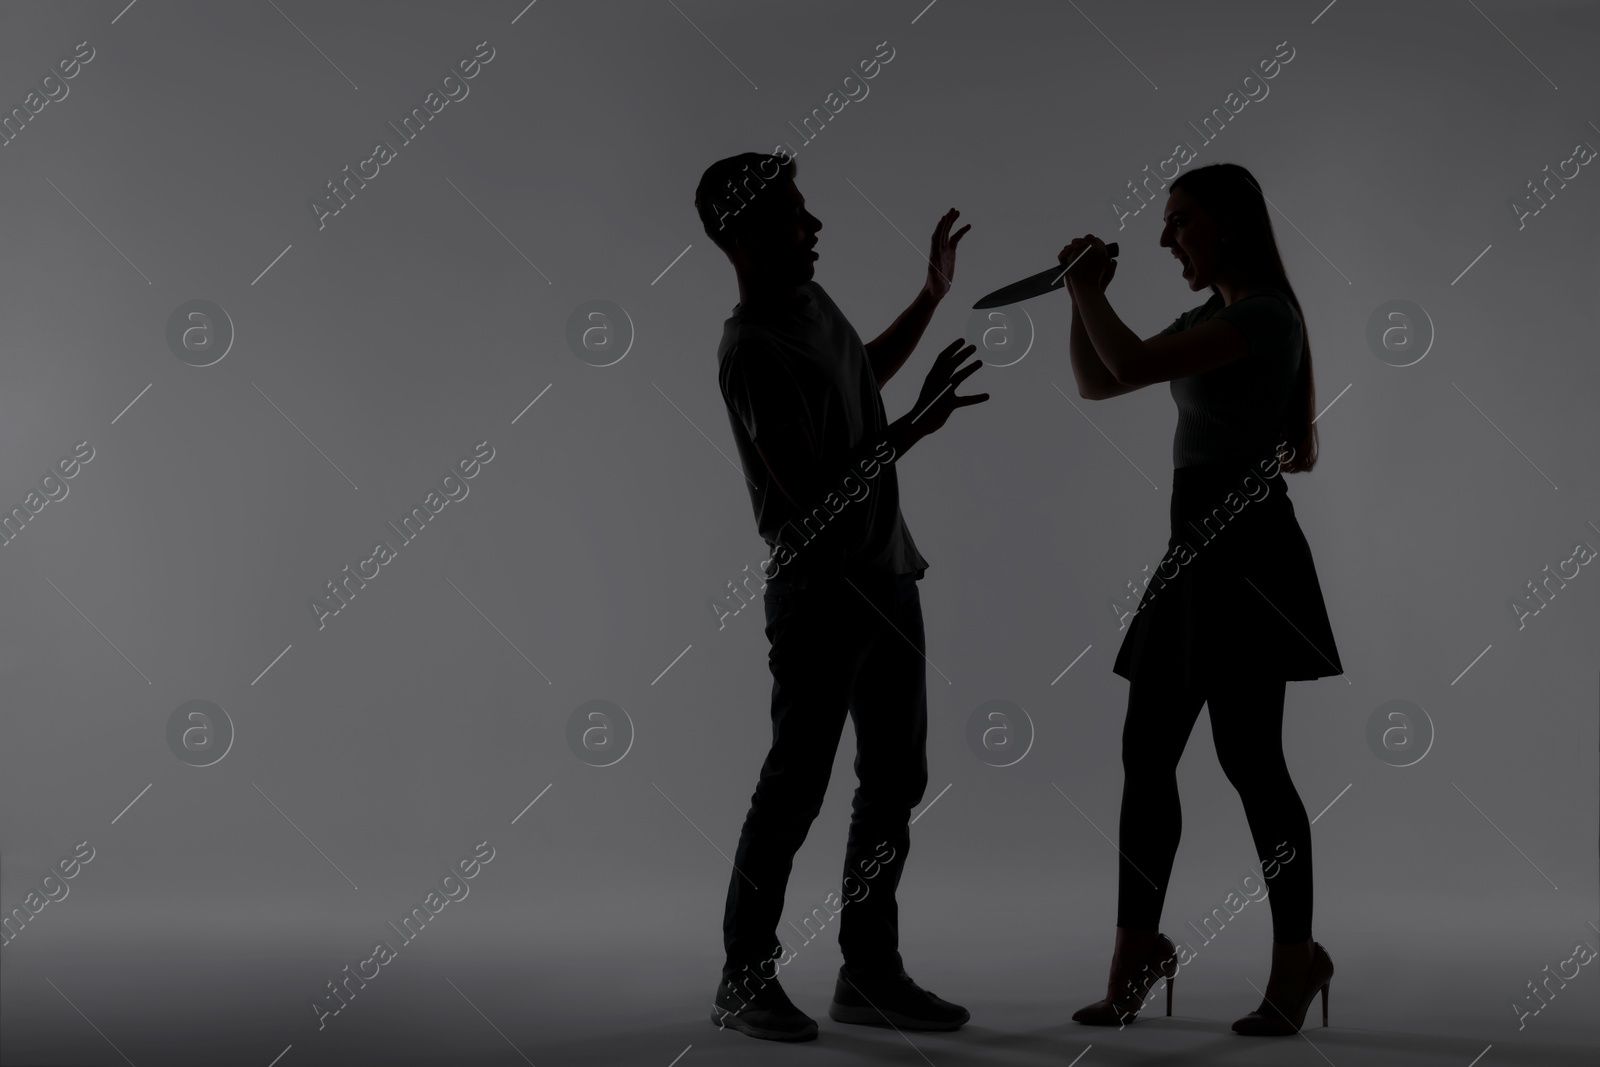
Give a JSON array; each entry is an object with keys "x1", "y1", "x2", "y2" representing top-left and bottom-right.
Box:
[
  {"x1": 710, "y1": 975, "x2": 818, "y2": 1042},
  {"x1": 828, "y1": 965, "x2": 969, "y2": 1031}
]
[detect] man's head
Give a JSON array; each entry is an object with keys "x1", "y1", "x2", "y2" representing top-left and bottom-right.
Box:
[{"x1": 695, "y1": 152, "x2": 821, "y2": 290}]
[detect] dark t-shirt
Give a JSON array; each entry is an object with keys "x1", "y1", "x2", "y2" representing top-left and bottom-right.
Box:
[
  {"x1": 717, "y1": 281, "x2": 928, "y2": 585},
  {"x1": 1160, "y1": 286, "x2": 1303, "y2": 468}
]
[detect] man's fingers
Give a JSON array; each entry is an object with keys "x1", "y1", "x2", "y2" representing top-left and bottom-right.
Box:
[
  {"x1": 950, "y1": 223, "x2": 971, "y2": 245},
  {"x1": 949, "y1": 360, "x2": 985, "y2": 387},
  {"x1": 953, "y1": 392, "x2": 990, "y2": 407},
  {"x1": 934, "y1": 340, "x2": 966, "y2": 369}
]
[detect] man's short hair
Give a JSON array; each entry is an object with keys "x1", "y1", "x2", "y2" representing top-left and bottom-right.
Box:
[{"x1": 694, "y1": 152, "x2": 797, "y2": 253}]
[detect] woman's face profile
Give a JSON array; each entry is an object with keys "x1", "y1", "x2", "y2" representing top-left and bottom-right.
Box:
[{"x1": 1159, "y1": 186, "x2": 1224, "y2": 293}]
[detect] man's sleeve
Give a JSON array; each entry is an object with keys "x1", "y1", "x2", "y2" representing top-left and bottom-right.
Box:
[
  {"x1": 1211, "y1": 292, "x2": 1297, "y2": 359},
  {"x1": 720, "y1": 341, "x2": 804, "y2": 442},
  {"x1": 1159, "y1": 307, "x2": 1195, "y2": 335}
]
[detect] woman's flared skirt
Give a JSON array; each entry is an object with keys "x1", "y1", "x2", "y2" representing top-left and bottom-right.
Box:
[{"x1": 1113, "y1": 455, "x2": 1344, "y2": 686}]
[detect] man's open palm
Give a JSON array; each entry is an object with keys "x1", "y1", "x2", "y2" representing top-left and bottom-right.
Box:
[
  {"x1": 911, "y1": 338, "x2": 989, "y2": 436},
  {"x1": 924, "y1": 209, "x2": 971, "y2": 300}
]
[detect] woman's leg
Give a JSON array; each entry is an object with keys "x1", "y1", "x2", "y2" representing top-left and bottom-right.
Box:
[
  {"x1": 1114, "y1": 668, "x2": 1208, "y2": 931},
  {"x1": 1206, "y1": 673, "x2": 1312, "y2": 943}
]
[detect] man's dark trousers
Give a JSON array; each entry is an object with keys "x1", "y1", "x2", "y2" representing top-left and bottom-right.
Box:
[{"x1": 721, "y1": 569, "x2": 929, "y2": 982}]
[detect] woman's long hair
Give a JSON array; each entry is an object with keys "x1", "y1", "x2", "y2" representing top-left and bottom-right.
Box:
[{"x1": 1169, "y1": 163, "x2": 1317, "y2": 473}]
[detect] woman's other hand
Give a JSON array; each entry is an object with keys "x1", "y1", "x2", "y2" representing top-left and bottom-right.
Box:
[{"x1": 1058, "y1": 234, "x2": 1115, "y2": 297}]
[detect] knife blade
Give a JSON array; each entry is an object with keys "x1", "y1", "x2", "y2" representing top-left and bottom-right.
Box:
[{"x1": 972, "y1": 242, "x2": 1120, "y2": 309}]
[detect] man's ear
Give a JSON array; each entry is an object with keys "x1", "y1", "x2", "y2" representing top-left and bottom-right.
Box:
[{"x1": 729, "y1": 217, "x2": 766, "y2": 261}]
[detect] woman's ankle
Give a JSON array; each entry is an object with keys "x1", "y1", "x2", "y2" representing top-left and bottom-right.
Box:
[
  {"x1": 1110, "y1": 927, "x2": 1162, "y2": 971},
  {"x1": 1114, "y1": 926, "x2": 1160, "y2": 950}
]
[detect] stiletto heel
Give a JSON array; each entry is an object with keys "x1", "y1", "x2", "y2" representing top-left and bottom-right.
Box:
[
  {"x1": 1165, "y1": 971, "x2": 1174, "y2": 1017},
  {"x1": 1072, "y1": 930, "x2": 1180, "y2": 1027},
  {"x1": 1233, "y1": 941, "x2": 1334, "y2": 1036}
]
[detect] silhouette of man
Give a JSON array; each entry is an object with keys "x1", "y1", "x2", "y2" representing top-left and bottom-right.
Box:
[{"x1": 694, "y1": 151, "x2": 985, "y2": 1042}]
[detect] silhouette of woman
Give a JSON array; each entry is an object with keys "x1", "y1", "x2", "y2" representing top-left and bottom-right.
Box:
[{"x1": 1058, "y1": 163, "x2": 1342, "y2": 1036}]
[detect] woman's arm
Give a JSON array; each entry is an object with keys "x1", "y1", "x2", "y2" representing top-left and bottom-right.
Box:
[
  {"x1": 1064, "y1": 241, "x2": 1174, "y2": 399},
  {"x1": 1061, "y1": 235, "x2": 1252, "y2": 387},
  {"x1": 1074, "y1": 285, "x2": 1249, "y2": 387},
  {"x1": 1066, "y1": 243, "x2": 1139, "y2": 400},
  {"x1": 1070, "y1": 300, "x2": 1142, "y2": 399}
]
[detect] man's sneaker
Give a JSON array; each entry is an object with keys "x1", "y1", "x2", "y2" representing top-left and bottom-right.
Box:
[
  {"x1": 710, "y1": 975, "x2": 818, "y2": 1042},
  {"x1": 828, "y1": 965, "x2": 970, "y2": 1031}
]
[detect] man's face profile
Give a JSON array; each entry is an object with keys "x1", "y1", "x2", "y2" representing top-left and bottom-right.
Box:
[{"x1": 734, "y1": 178, "x2": 821, "y2": 289}]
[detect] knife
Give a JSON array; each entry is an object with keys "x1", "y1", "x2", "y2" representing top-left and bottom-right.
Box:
[{"x1": 972, "y1": 242, "x2": 1120, "y2": 309}]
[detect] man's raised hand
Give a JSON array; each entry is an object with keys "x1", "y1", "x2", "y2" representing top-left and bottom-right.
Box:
[
  {"x1": 923, "y1": 209, "x2": 971, "y2": 301},
  {"x1": 910, "y1": 338, "x2": 989, "y2": 437}
]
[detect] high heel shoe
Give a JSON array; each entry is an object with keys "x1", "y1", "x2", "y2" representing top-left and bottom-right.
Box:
[
  {"x1": 1232, "y1": 940, "x2": 1334, "y2": 1036},
  {"x1": 1072, "y1": 929, "x2": 1179, "y2": 1026}
]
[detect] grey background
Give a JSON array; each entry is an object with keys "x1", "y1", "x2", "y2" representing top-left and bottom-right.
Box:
[{"x1": 0, "y1": 0, "x2": 1596, "y2": 1064}]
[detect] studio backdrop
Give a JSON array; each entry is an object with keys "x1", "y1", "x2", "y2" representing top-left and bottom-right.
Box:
[{"x1": 0, "y1": 2, "x2": 1595, "y2": 1065}]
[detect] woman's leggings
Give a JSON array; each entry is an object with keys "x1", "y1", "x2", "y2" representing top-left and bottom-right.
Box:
[{"x1": 1114, "y1": 667, "x2": 1313, "y2": 943}]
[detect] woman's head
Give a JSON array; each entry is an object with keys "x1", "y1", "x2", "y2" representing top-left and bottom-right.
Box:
[
  {"x1": 1161, "y1": 163, "x2": 1277, "y2": 294},
  {"x1": 1161, "y1": 163, "x2": 1319, "y2": 472}
]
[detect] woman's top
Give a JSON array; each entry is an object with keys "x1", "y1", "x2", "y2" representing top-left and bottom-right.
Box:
[{"x1": 1159, "y1": 286, "x2": 1303, "y2": 469}]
